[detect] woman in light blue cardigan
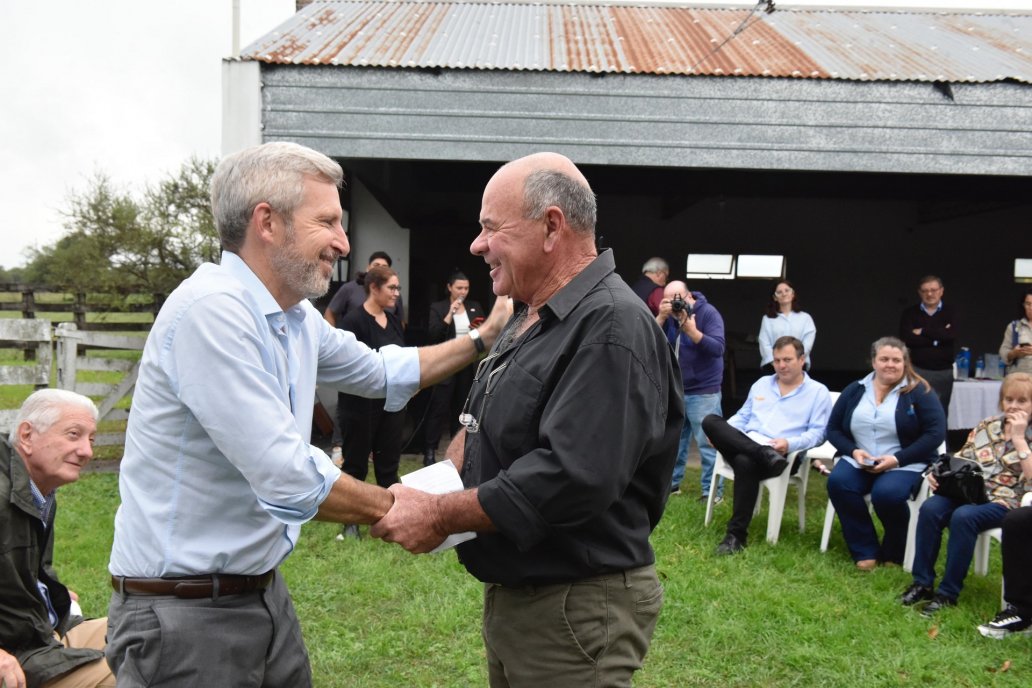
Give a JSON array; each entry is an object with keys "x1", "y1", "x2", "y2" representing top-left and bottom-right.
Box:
[{"x1": 826, "y1": 336, "x2": 946, "y2": 570}]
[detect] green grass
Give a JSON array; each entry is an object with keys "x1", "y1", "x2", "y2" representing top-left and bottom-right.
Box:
[{"x1": 52, "y1": 463, "x2": 1032, "y2": 687}]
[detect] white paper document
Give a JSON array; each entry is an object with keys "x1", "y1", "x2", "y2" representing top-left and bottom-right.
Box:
[
  {"x1": 400, "y1": 461, "x2": 477, "y2": 553},
  {"x1": 746, "y1": 431, "x2": 773, "y2": 445}
]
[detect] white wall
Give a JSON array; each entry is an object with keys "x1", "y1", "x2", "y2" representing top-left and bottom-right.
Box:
[{"x1": 350, "y1": 178, "x2": 411, "y2": 312}]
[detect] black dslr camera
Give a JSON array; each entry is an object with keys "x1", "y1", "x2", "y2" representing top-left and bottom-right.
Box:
[{"x1": 671, "y1": 295, "x2": 692, "y2": 317}]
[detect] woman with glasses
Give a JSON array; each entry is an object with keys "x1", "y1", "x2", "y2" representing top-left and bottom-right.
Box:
[
  {"x1": 423, "y1": 270, "x2": 484, "y2": 466},
  {"x1": 759, "y1": 280, "x2": 816, "y2": 374},
  {"x1": 335, "y1": 265, "x2": 407, "y2": 539}
]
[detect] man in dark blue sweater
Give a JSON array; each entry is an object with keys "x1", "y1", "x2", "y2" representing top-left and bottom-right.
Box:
[{"x1": 899, "y1": 275, "x2": 956, "y2": 414}]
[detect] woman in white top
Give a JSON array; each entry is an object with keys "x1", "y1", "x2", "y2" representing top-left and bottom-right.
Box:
[{"x1": 759, "y1": 280, "x2": 816, "y2": 372}]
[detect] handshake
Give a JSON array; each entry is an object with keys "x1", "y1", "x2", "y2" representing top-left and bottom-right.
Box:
[{"x1": 364, "y1": 461, "x2": 477, "y2": 554}]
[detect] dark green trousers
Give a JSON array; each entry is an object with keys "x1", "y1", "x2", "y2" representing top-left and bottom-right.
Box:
[{"x1": 482, "y1": 564, "x2": 663, "y2": 688}]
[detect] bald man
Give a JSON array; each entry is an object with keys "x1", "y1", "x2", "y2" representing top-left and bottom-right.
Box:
[{"x1": 373, "y1": 153, "x2": 684, "y2": 687}]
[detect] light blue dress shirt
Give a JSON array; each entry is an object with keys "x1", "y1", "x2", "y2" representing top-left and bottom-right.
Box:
[
  {"x1": 109, "y1": 252, "x2": 419, "y2": 577},
  {"x1": 844, "y1": 372, "x2": 924, "y2": 473},
  {"x1": 727, "y1": 372, "x2": 831, "y2": 454}
]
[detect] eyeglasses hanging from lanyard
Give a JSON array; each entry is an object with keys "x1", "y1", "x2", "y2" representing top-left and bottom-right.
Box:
[{"x1": 458, "y1": 351, "x2": 508, "y2": 434}]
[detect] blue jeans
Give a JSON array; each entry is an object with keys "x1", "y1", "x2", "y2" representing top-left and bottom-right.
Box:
[
  {"x1": 826, "y1": 461, "x2": 924, "y2": 563},
  {"x1": 911, "y1": 495, "x2": 1008, "y2": 600},
  {"x1": 671, "y1": 392, "x2": 722, "y2": 496}
]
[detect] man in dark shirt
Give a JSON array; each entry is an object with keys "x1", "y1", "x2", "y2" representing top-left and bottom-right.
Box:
[
  {"x1": 373, "y1": 152, "x2": 684, "y2": 687},
  {"x1": 629, "y1": 256, "x2": 669, "y2": 315},
  {"x1": 899, "y1": 275, "x2": 956, "y2": 413}
]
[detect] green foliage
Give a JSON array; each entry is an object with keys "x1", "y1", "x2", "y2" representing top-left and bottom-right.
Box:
[
  {"x1": 56, "y1": 466, "x2": 1032, "y2": 687},
  {"x1": 23, "y1": 158, "x2": 219, "y2": 294}
]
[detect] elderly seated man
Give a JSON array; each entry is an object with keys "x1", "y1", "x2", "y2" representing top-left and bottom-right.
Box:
[
  {"x1": 0, "y1": 389, "x2": 113, "y2": 688},
  {"x1": 702, "y1": 336, "x2": 832, "y2": 554}
]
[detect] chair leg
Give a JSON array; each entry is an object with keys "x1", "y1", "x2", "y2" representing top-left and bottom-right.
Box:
[
  {"x1": 820, "y1": 499, "x2": 836, "y2": 553},
  {"x1": 797, "y1": 480, "x2": 807, "y2": 534},
  {"x1": 903, "y1": 500, "x2": 921, "y2": 573},
  {"x1": 703, "y1": 468, "x2": 720, "y2": 527},
  {"x1": 974, "y1": 529, "x2": 1001, "y2": 577},
  {"x1": 765, "y1": 482, "x2": 788, "y2": 544}
]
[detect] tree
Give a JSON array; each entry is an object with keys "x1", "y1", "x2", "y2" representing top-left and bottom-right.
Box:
[{"x1": 23, "y1": 157, "x2": 219, "y2": 294}]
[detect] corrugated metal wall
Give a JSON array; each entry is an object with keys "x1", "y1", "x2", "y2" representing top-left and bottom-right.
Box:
[{"x1": 260, "y1": 65, "x2": 1032, "y2": 175}]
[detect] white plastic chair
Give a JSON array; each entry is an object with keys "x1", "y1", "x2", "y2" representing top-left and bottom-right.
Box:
[
  {"x1": 819, "y1": 441, "x2": 945, "y2": 572},
  {"x1": 703, "y1": 391, "x2": 840, "y2": 545},
  {"x1": 973, "y1": 492, "x2": 1032, "y2": 608},
  {"x1": 703, "y1": 448, "x2": 809, "y2": 545}
]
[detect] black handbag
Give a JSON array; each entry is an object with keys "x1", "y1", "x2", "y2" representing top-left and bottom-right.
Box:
[{"x1": 925, "y1": 453, "x2": 988, "y2": 505}]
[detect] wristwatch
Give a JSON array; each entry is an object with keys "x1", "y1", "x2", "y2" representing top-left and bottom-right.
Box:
[
  {"x1": 467, "y1": 328, "x2": 485, "y2": 354},
  {"x1": 1018, "y1": 449, "x2": 1031, "y2": 461}
]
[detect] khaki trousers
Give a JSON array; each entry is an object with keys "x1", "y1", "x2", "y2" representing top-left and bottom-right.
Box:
[
  {"x1": 483, "y1": 565, "x2": 663, "y2": 688},
  {"x1": 43, "y1": 618, "x2": 115, "y2": 688}
]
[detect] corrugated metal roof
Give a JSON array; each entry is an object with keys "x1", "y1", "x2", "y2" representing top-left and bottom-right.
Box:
[{"x1": 240, "y1": 1, "x2": 1032, "y2": 83}]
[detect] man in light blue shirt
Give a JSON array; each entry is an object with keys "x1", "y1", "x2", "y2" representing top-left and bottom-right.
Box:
[
  {"x1": 701, "y1": 336, "x2": 831, "y2": 555},
  {"x1": 105, "y1": 142, "x2": 509, "y2": 687}
]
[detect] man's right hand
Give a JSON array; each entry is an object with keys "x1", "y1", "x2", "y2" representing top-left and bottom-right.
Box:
[{"x1": 0, "y1": 647, "x2": 26, "y2": 688}]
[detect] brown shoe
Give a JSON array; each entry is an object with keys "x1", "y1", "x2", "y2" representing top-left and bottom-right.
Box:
[{"x1": 855, "y1": 559, "x2": 877, "y2": 572}]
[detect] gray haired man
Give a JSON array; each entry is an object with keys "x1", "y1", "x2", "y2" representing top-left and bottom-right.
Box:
[
  {"x1": 105, "y1": 142, "x2": 510, "y2": 686},
  {"x1": 1, "y1": 389, "x2": 113, "y2": 688}
]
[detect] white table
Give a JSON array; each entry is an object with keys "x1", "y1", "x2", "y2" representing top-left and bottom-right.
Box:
[{"x1": 948, "y1": 379, "x2": 1002, "y2": 430}]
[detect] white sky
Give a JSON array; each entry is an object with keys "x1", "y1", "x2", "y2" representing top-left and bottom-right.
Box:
[{"x1": 1, "y1": 0, "x2": 1030, "y2": 269}]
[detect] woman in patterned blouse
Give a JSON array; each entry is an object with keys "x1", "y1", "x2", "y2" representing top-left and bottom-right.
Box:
[{"x1": 900, "y1": 372, "x2": 1032, "y2": 615}]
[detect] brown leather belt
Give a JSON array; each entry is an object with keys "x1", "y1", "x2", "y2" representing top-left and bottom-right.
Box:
[{"x1": 111, "y1": 572, "x2": 274, "y2": 599}]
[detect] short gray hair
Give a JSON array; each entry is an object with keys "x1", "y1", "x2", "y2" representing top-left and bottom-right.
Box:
[
  {"x1": 522, "y1": 169, "x2": 596, "y2": 234},
  {"x1": 642, "y1": 257, "x2": 669, "y2": 274},
  {"x1": 9, "y1": 389, "x2": 99, "y2": 444},
  {"x1": 211, "y1": 142, "x2": 344, "y2": 252}
]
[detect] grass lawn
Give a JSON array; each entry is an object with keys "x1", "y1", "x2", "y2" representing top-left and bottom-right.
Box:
[{"x1": 54, "y1": 460, "x2": 1032, "y2": 687}]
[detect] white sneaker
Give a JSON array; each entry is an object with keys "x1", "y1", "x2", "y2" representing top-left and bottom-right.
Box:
[{"x1": 330, "y1": 446, "x2": 343, "y2": 468}]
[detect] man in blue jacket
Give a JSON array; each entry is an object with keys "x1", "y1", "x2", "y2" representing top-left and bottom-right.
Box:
[{"x1": 657, "y1": 280, "x2": 726, "y2": 500}]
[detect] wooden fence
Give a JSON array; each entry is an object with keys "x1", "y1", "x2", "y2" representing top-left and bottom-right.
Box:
[
  {"x1": 0, "y1": 285, "x2": 163, "y2": 332},
  {"x1": 0, "y1": 291, "x2": 152, "y2": 444}
]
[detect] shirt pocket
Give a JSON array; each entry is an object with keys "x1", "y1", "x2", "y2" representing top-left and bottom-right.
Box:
[{"x1": 480, "y1": 359, "x2": 543, "y2": 463}]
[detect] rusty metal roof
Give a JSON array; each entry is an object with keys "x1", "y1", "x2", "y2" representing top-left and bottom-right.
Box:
[{"x1": 240, "y1": 1, "x2": 1032, "y2": 83}]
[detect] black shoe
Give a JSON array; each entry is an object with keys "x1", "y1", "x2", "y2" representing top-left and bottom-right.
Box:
[
  {"x1": 900, "y1": 583, "x2": 934, "y2": 606},
  {"x1": 921, "y1": 593, "x2": 957, "y2": 616},
  {"x1": 978, "y1": 606, "x2": 1032, "y2": 639},
  {"x1": 423, "y1": 448, "x2": 436, "y2": 467},
  {"x1": 758, "y1": 447, "x2": 788, "y2": 477},
  {"x1": 715, "y1": 533, "x2": 746, "y2": 556}
]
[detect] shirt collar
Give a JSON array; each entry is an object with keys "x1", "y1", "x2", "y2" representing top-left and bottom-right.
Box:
[
  {"x1": 920, "y1": 301, "x2": 943, "y2": 316},
  {"x1": 220, "y1": 251, "x2": 309, "y2": 325},
  {"x1": 28, "y1": 478, "x2": 55, "y2": 524},
  {"x1": 767, "y1": 371, "x2": 810, "y2": 397},
  {"x1": 543, "y1": 249, "x2": 614, "y2": 321},
  {"x1": 860, "y1": 371, "x2": 907, "y2": 393}
]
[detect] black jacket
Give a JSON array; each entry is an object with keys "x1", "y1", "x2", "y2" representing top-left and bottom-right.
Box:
[
  {"x1": 0, "y1": 438, "x2": 102, "y2": 688},
  {"x1": 428, "y1": 299, "x2": 485, "y2": 344}
]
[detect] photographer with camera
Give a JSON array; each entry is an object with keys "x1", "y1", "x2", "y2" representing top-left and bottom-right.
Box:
[{"x1": 657, "y1": 280, "x2": 727, "y2": 501}]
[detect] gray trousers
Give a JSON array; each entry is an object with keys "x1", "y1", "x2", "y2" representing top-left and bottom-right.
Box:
[
  {"x1": 105, "y1": 570, "x2": 311, "y2": 688},
  {"x1": 482, "y1": 564, "x2": 663, "y2": 688},
  {"x1": 915, "y1": 366, "x2": 953, "y2": 419}
]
